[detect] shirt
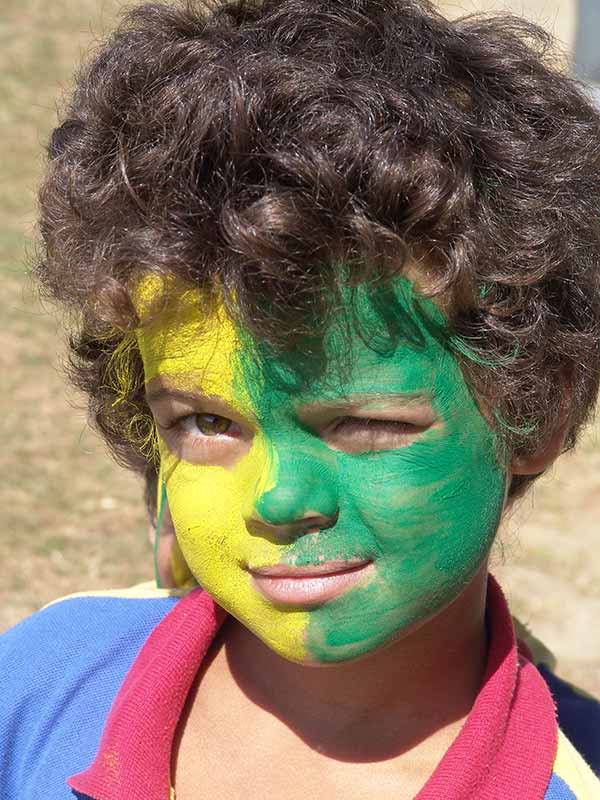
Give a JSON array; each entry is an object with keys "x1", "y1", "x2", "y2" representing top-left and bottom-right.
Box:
[{"x1": 0, "y1": 576, "x2": 598, "y2": 799}]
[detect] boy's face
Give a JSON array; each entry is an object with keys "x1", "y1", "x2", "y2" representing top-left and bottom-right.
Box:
[{"x1": 137, "y1": 276, "x2": 506, "y2": 664}]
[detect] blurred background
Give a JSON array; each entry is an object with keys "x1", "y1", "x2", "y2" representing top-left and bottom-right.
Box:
[{"x1": 1, "y1": 0, "x2": 598, "y2": 695}]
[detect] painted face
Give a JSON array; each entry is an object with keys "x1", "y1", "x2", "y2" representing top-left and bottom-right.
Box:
[{"x1": 136, "y1": 276, "x2": 506, "y2": 664}]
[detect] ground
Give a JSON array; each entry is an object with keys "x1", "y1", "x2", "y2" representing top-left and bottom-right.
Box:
[{"x1": 1, "y1": 0, "x2": 598, "y2": 697}]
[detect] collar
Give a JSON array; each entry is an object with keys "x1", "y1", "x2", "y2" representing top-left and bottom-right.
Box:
[{"x1": 68, "y1": 576, "x2": 557, "y2": 800}]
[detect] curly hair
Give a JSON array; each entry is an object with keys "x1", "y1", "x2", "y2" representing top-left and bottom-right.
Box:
[{"x1": 36, "y1": 0, "x2": 600, "y2": 502}]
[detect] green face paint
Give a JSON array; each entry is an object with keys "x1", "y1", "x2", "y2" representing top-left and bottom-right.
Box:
[{"x1": 137, "y1": 276, "x2": 506, "y2": 664}]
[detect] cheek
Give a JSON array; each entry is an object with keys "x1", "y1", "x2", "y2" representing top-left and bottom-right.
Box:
[
  {"x1": 347, "y1": 420, "x2": 505, "y2": 549},
  {"x1": 167, "y1": 462, "x2": 247, "y2": 571},
  {"x1": 301, "y1": 429, "x2": 506, "y2": 663},
  {"x1": 161, "y1": 438, "x2": 312, "y2": 662},
  {"x1": 160, "y1": 431, "x2": 276, "y2": 570}
]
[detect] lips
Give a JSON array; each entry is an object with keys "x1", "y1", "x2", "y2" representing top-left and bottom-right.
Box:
[{"x1": 248, "y1": 559, "x2": 373, "y2": 606}]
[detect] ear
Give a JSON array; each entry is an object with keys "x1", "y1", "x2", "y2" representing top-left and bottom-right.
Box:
[{"x1": 509, "y1": 423, "x2": 567, "y2": 475}]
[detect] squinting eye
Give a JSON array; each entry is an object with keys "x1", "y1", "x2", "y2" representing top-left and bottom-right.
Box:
[
  {"x1": 181, "y1": 413, "x2": 234, "y2": 437},
  {"x1": 326, "y1": 416, "x2": 432, "y2": 454},
  {"x1": 333, "y1": 418, "x2": 416, "y2": 436}
]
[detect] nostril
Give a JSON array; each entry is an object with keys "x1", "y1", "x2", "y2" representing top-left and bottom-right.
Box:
[
  {"x1": 298, "y1": 510, "x2": 339, "y2": 533},
  {"x1": 245, "y1": 509, "x2": 339, "y2": 542}
]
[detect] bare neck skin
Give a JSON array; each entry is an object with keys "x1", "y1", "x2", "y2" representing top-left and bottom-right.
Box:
[
  {"x1": 175, "y1": 564, "x2": 489, "y2": 786},
  {"x1": 222, "y1": 565, "x2": 488, "y2": 761}
]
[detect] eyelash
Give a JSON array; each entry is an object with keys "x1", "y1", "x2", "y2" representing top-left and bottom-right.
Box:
[
  {"x1": 331, "y1": 417, "x2": 419, "y2": 434},
  {"x1": 172, "y1": 413, "x2": 241, "y2": 438},
  {"x1": 166, "y1": 415, "x2": 419, "y2": 436},
  {"x1": 158, "y1": 412, "x2": 431, "y2": 461}
]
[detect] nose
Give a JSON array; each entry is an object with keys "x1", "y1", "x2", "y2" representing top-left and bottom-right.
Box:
[{"x1": 250, "y1": 446, "x2": 339, "y2": 538}]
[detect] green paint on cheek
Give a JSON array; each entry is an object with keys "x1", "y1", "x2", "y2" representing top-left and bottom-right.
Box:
[
  {"x1": 306, "y1": 356, "x2": 504, "y2": 662},
  {"x1": 235, "y1": 279, "x2": 505, "y2": 663}
]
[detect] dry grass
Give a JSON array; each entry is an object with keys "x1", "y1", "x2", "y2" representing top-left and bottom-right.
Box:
[
  {"x1": 1, "y1": 0, "x2": 598, "y2": 698},
  {"x1": 494, "y1": 428, "x2": 600, "y2": 696},
  {"x1": 0, "y1": 0, "x2": 153, "y2": 628}
]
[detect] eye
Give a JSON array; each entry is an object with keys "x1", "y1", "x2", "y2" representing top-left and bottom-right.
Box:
[
  {"x1": 156, "y1": 409, "x2": 250, "y2": 466},
  {"x1": 180, "y1": 413, "x2": 238, "y2": 437},
  {"x1": 326, "y1": 416, "x2": 431, "y2": 454}
]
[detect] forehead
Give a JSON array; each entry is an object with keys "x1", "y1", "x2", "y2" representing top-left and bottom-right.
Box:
[
  {"x1": 135, "y1": 278, "x2": 236, "y2": 380},
  {"x1": 134, "y1": 274, "x2": 450, "y2": 404}
]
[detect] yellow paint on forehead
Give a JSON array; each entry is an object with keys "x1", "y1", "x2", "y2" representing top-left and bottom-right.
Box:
[
  {"x1": 134, "y1": 273, "x2": 239, "y2": 403},
  {"x1": 134, "y1": 273, "x2": 308, "y2": 661}
]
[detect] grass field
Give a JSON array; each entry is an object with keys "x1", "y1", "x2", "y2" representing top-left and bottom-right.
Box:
[
  {"x1": 1, "y1": 0, "x2": 598, "y2": 697},
  {"x1": 0, "y1": 0, "x2": 153, "y2": 626}
]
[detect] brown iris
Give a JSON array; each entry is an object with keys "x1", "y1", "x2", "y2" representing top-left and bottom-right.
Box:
[{"x1": 194, "y1": 413, "x2": 232, "y2": 436}]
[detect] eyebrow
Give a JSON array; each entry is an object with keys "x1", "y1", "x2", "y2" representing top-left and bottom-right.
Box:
[
  {"x1": 146, "y1": 385, "x2": 434, "y2": 418},
  {"x1": 299, "y1": 391, "x2": 433, "y2": 410},
  {"x1": 145, "y1": 385, "x2": 223, "y2": 406},
  {"x1": 295, "y1": 392, "x2": 436, "y2": 423}
]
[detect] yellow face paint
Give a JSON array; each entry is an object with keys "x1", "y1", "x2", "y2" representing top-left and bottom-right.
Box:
[{"x1": 135, "y1": 275, "x2": 309, "y2": 661}]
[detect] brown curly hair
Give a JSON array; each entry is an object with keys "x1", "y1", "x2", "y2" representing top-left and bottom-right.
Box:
[{"x1": 36, "y1": 0, "x2": 600, "y2": 505}]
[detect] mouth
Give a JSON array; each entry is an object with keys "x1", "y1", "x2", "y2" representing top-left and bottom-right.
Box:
[{"x1": 247, "y1": 559, "x2": 373, "y2": 607}]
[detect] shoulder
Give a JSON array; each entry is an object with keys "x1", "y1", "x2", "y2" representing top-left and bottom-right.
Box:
[
  {"x1": 0, "y1": 584, "x2": 188, "y2": 800},
  {"x1": 515, "y1": 617, "x2": 600, "y2": 779},
  {"x1": 540, "y1": 664, "x2": 600, "y2": 781},
  {"x1": 0, "y1": 583, "x2": 187, "y2": 680},
  {"x1": 545, "y1": 729, "x2": 600, "y2": 799}
]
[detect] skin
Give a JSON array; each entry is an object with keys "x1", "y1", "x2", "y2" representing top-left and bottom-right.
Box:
[
  {"x1": 135, "y1": 274, "x2": 506, "y2": 665},
  {"x1": 149, "y1": 465, "x2": 196, "y2": 589},
  {"x1": 149, "y1": 497, "x2": 195, "y2": 589}
]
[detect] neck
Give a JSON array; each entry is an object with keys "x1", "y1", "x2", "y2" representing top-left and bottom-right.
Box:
[{"x1": 221, "y1": 566, "x2": 489, "y2": 762}]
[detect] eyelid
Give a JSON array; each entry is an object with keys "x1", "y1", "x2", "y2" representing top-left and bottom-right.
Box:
[
  {"x1": 149, "y1": 394, "x2": 255, "y2": 433},
  {"x1": 329, "y1": 416, "x2": 431, "y2": 433},
  {"x1": 322, "y1": 414, "x2": 435, "y2": 455},
  {"x1": 350, "y1": 403, "x2": 436, "y2": 423},
  {"x1": 322, "y1": 406, "x2": 436, "y2": 432},
  {"x1": 180, "y1": 412, "x2": 242, "y2": 438}
]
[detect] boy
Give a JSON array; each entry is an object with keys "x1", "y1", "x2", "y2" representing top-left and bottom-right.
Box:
[{"x1": 2, "y1": 0, "x2": 600, "y2": 797}]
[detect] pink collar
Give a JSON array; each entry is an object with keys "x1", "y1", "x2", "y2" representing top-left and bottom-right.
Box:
[{"x1": 69, "y1": 576, "x2": 557, "y2": 800}]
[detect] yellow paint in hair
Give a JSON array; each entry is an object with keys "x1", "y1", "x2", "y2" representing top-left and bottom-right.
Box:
[
  {"x1": 101, "y1": 326, "x2": 159, "y2": 462},
  {"x1": 106, "y1": 332, "x2": 140, "y2": 408}
]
